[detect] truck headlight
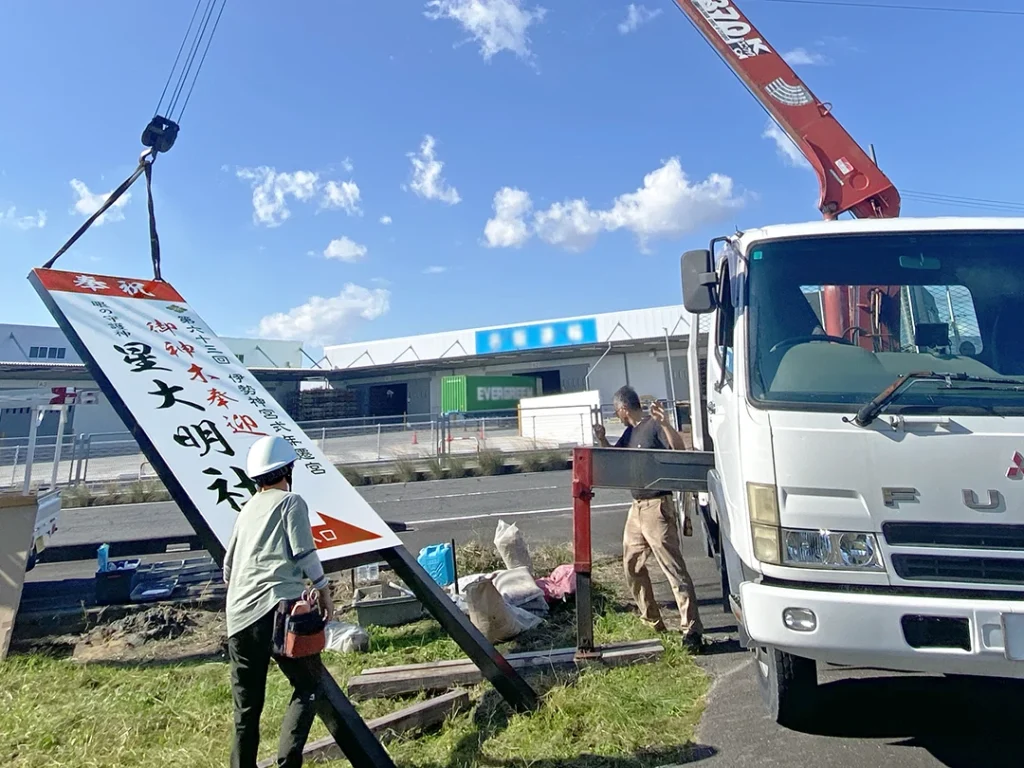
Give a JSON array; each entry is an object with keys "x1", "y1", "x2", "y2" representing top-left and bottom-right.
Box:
[
  {"x1": 747, "y1": 482, "x2": 780, "y2": 565},
  {"x1": 781, "y1": 528, "x2": 884, "y2": 571}
]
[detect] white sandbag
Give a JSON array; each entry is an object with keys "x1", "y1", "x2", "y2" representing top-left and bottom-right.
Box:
[
  {"x1": 324, "y1": 621, "x2": 370, "y2": 653},
  {"x1": 491, "y1": 566, "x2": 545, "y2": 607},
  {"x1": 494, "y1": 519, "x2": 533, "y2": 573},
  {"x1": 464, "y1": 578, "x2": 520, "y2": 643}
]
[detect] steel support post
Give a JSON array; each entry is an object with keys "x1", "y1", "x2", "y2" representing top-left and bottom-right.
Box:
[
  {"x1": 314, "y1": 661, "x2": 397, "y2": 768},
  {"x1": 572, "y1": 447, "x2": 597, "y2": 658}
]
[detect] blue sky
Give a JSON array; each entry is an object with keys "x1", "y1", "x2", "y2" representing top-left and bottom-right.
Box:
[{"x1": 2, "y1": 0, "x2": 1021, "y2": 355}]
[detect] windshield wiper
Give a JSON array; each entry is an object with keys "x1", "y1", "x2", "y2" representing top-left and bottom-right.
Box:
[{"x1": 849, "y1": 372, "x2": 1024, "y2": 427}]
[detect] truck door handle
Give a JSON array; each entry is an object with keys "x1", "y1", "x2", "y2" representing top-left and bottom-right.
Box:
[{"x1": 707, "y1": 402, "x2": 716, "y2": 414}]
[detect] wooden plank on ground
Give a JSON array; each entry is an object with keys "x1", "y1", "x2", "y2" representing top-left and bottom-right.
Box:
[
  {"x1": 347, "y1": 639, "x2": 663, "y2": 700},
  {"x1": 358, "y1": 639, "x2": 662, "y2": 676},
  {"x1": 256, "y1": 689, "x2": 470, "y2": 768}
]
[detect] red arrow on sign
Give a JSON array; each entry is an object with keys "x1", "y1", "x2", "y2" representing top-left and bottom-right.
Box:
[{"x1": 311, "y1": 512, "x2": 382, "y2": 550}]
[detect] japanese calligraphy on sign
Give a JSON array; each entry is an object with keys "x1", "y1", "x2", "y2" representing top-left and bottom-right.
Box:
[{"x1": 28, "y1": 267, "x2": 399, "y2": 563}]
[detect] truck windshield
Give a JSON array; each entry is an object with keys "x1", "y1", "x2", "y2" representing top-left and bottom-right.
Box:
[{"x1": 747, "y1": 230, "x2": 1024, "y2": 415}]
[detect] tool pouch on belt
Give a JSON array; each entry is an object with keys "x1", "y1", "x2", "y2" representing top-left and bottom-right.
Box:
[{"x1": 272, "y1": 594, "x2": 326, "y2": 659}]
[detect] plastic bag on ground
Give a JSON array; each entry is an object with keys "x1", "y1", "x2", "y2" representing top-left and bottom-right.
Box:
[
  {"x1": 517, "y1": 595, "x2": 550, "y2": 616},
  {"x1": 494, "y1": 519, "x2": 533, "y2": 573},
  {"x1": 324, "y1": 621, "x2": 370, "y2": 653},
  {"x1": 452, "y1": 572, "x2": 489, "y2": 595},
  {"x1": 536, "y1": 564, "x2": 577, "y2": 602}
]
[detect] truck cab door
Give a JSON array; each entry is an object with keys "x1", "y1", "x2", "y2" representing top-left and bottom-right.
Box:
[{"x1": 706, "y1": 257, "x2": 745, "y2": 604}]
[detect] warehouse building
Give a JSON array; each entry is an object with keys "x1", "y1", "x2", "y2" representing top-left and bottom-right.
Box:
[
  {"x1": 0, "y1": 305, "x2": 697, "y2": 438},
  {"x1": 320, "y1": 305, "x2": 693, "y2": 419}
]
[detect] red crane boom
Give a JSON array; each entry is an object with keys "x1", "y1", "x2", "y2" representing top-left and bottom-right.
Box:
[
  {"x1": 672, "y1": 0, "x2": 901, "y2": 350},
  {"x1": 672, "y1": 0, "x2": 900, "y2": 220}
]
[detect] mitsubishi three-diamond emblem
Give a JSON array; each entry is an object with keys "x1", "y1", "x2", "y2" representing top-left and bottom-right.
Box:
[{"x1": 1007, "y1": 452, "x2": 1024, "y2": 479}]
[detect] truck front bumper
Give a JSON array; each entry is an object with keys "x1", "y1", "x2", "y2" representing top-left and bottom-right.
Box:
[{"x1": 740, "y1": 580, "x2": 1024, "y2": 679}]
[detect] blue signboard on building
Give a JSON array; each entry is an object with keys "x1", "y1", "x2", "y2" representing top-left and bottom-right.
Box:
[{"x1": 475, "y1": 317, "x2": 599, "y2": 354}]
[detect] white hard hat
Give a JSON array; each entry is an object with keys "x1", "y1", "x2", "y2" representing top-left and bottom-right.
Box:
[{"x1": 246, "y1": 435, "x2": 298, "y2": 479}]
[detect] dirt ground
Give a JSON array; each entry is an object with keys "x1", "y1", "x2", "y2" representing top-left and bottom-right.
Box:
[{"x1": 39, "y1": 604, "x2": 232, "y2": 665}]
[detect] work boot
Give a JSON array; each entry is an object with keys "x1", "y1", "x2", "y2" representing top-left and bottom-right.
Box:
[
  {"x1": 682, "y1": 632, "x2": 705, "y2": 655},
  {"x1": 642, "y1": 617, "x2": 668, "y2": 633}
]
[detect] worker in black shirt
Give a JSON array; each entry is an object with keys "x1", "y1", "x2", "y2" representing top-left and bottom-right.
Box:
[{"x1": 594, "y1": 385, "x2": 704, "y2": 652}]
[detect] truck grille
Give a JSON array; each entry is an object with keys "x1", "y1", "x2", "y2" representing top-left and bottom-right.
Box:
[
  {"x1": 883, "y1": 522, "x2": 1024, "y2": 551},
  {"x1": 891, "y1": 554, "x2": 1024, "y2": 585}
]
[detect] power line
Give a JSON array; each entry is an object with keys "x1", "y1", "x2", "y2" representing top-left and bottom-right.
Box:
[
  {"x1": 750, "y1": 0, "x2": 1024, "y2": 17},
  {"x1": 902, "y1": 190, "x2": 1024, "y2": 215}
]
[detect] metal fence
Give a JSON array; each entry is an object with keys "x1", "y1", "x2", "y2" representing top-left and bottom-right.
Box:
[{"x1": 0, "y1": 405, "x2": 632, "y2": 490}]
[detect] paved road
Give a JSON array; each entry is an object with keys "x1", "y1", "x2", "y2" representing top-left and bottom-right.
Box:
[
  {"x1": 28, "y1": 471, "x2": 1024, "y2": 766},
  {"x1": 30, "y1": 472, "x2": 634, "y2": 581}
]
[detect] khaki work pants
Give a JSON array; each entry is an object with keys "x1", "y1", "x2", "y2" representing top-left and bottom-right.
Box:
[{"x1": 623, "y1": 494, "x2": 703, "y2": 637}]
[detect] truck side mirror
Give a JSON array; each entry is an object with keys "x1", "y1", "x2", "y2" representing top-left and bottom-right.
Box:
[{"x1": 681, "y1": 249, "x2": 717, "y2": 314}]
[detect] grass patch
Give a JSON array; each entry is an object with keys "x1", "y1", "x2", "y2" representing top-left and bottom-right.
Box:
[
  {"x1": 446, "y1": 456, "x2": 469, "y2": 479},
  {"x1": 393, "y1": 456, "x2": 420, "y2": 484},
  {"x1": 337, "y1": 465, "x2": 366, "y2": 487},
  {"x1": 424, "y1": 457, "x2": 445, "y2": 481},
  {"x1": 541, "y1": 450, "x2": 569, "y2": 471},
  {"x1": 124, "y1": 480, "x2": 167, "y2": 504},
  {"x1": 0, "y1": 556, "x2": 708, "y2": 768},
  {"x1": 476, "y1": 449, "x2": 506, "y2": 476},
  {"x1": 61, "y1": 484, "x2": 94, "y2": 509},
  {"x1": 101, "y1": 483, "x2": 125, "y2": 506},
  {"x1": 518, "y1": 451, "x2": 546, "y2": 473}
]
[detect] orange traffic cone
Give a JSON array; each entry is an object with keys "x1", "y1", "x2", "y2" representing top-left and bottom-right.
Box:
[{"x1": 411, "y1": 431, "x2": 418, "y2": 445}]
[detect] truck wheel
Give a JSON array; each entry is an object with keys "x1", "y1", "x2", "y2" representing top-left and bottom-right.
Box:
[
  {"x1": 755, "y1": 645, "x2": 817, "y2": 728},
  {"x1": 26, "y1": 545, "x2": 37, "y2": 573}
]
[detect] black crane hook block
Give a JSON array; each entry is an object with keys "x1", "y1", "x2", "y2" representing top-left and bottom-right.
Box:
[{"x1": 141, "y1": 116, "x2": 179, "y2": 154}]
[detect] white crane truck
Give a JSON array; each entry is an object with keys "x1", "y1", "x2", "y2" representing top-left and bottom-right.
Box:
[{"x1": 670, "y1": 0, "x2": 1024, "y2": 725}]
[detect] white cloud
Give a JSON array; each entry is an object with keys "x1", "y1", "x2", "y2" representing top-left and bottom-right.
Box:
[
  {"x1": 235, "y1": 167, "x2": 319, "y2": 227},
  {"x1": 407, "y1": 135, "x2": 461, "y2": 205},
  {"x1": 618, "y1": 3, "x2": 661, "y2": 34},
  {"x1": 423, "y1": 265, "x2": 448, "y2": 274},
  {"x1": 484, "y1": 158, "x2": 744, "y2": 253},
  {"x1": 69, "y1": 180, "x2": 131, "y2": 226},
  {"x1": 0, "y1": 206, "x2": 46, "y2": 230},
  {"x1": 763, "y1": 120, "x2": 811, "y2": 169},
  {"x1": 256, "y1": 284, "x2": 390, "y2": 346},
  {"x1": 379, "y1": 215, "x2": 393, "y2": 225},
  {"x1": 484, "y1": 187, "x2": 533, "y2": 248},
  {"x1": 535, "y1": 199, "x2": 604, "y2": 252},
  {"x1": 425, "y1": 0, "x2": 546, "y2": 62},
  {"x1": 323, "y1": 236, "x2": 368, "y2": 263},
  {"x1": 235, "y1": 166, "x2": 363, "y2": 226},
  {"x1": 783, "y1": 47, "x2": 828, "y2": 66},
  {"x1": 321, "y1": 179, "x2": 362, "y2": 216},
  {"x1": 341, "y1": 157, "x2": 354, "y2": 173}
]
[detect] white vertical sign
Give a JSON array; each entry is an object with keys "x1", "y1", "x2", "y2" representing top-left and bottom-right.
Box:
[{"x1": 30, "y1": 268, "x2": 400, "y2": 564}]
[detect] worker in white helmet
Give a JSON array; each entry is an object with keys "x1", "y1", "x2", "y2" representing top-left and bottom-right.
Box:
[{"x1": 223, "y1": 435, "x2": 334, "y2": 768}]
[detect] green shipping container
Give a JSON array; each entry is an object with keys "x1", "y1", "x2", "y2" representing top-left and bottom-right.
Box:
[{"x1": 441, "y1": 375, "x2": 540, "y2": 413}]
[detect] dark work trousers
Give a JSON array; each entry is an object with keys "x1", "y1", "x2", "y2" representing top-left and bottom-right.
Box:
[{"x1": 228, "y1": 609, "x2": 321, "y2": 768}]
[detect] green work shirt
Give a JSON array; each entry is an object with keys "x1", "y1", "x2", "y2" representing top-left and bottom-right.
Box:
[{"x1": 223, "y1": 488, "x2": 325, "y2": 638}]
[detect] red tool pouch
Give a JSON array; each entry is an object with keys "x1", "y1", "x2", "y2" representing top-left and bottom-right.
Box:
[{"x1": 273, "y1": 596, "x2": 326, "y2": 659}]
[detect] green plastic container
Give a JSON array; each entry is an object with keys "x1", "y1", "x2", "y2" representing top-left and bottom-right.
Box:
[{"x1": 440, "y1": 375, "x2": 539, "y2": 413}]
